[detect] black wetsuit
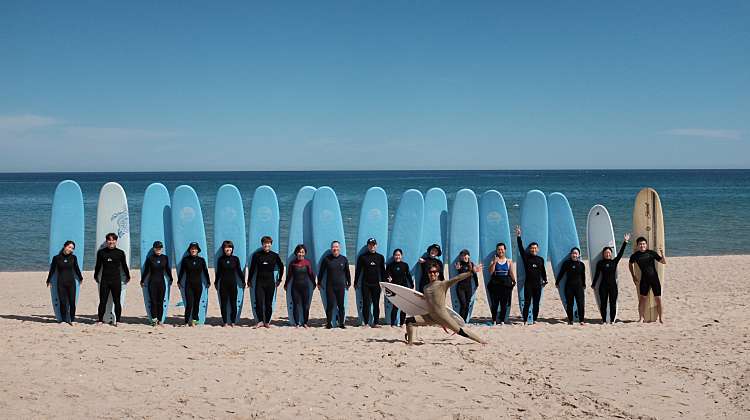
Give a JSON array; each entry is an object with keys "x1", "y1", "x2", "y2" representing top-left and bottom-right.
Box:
[
  {"x1": 141, "y1": 254, "x2": 174, "y2": 322},
  {"x1": 418, "y1": 256, "x2": 444, "y2": 292},
  {"x1": 487, "y1": 259, "x2": 513, "y2": 324},
  {"x1": 629, "y1": 250, "x2": 663, "y2": 296},
  {"x1": 592, "y1": 241, "x2": 627, "y2": 322},
  {"x1": 355, "y1": 252, "x2": 386, "y2": 326},
  {"x1": 318, "y1": 254, "x2": 351, "y2": 327},
  {"x1": 178, "y1": 255, "x2": 210, "y2": 324},
  {"x1": 46, "y1": 253, "x2": 83, "y2": 323},
  {"x1": 248, "y1": 250, "x2": 285, "y2": 324},
  {"x1": 216, "y1": 254, "x2": 244, "y2": 325},
  {"x1": 285, "y1": 258, "x2": 315, "y2": 326},
  {"x1": 94, "y1": 247, "x2": 130, "y2": 323},
  {"x1": 385, "y1": 261, "x2": 414, "y2": 325},
  {"x1": 556, "y1": 259, "x2": 586, "y2": 323},
  {"x1": 455, "y1": 261, "x2": 479, "y2": 322},
  {"x1": 517, "y1": 237, "x2": 547, "y2": 323}
]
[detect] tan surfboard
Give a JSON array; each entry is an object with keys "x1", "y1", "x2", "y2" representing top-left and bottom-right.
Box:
[{"x1": 631, "y1": 188, "x2": 665, "y2": 322}]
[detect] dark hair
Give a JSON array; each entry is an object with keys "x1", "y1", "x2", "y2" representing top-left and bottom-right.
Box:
[
  {"x1": 392, "y1": 248, "x2": 403, "y2": 256},
  {"x1": 495, "y1": 242, "x2": 506, "y2": 250},
  {"x1": 58, "y1": 240, "x2": 76, "y2": 255},
  {"x1": 570, "y1": 247, "x2": 581, "y2": 254},
  {"x1": 187, "y1": 242, "x2": 201, "y2": 253},
  {"x1": 602, "y1": 246, "x2": 614, "y2": 254},
  {"x1": 106, "y1": 232, "x2": 118, "y2": 241},
  {"x1": 330, "y1": 240, "x2": 340, "y2": 247},
  {"x1": 427, "y1": 262, "x2": 440, "y2": 272},
  {"x1": 636, "y1": 236, "x2": 648, "y2": 244},
  {"x1": 294, "y1": 244, "x2": 307, "y2": 255},
  {"x1": 528, "y1": 242, "x2": 539, "y2": 248},
  {"x1": 459, "y1": 249, "x2": 471, "y2": 257},
  {"x1": 222, "y1": 240, "x2": 234, "y2": 249},
  {"x1": 261, "y1": 236, "x2": 273, "y2": 245}
]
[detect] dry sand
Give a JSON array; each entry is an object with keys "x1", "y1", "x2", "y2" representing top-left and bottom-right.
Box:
[{"x1": 0, "y1": 255, "x2": 748, "y2": 419}]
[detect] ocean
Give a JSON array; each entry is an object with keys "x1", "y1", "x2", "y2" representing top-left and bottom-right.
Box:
[{"x1": 1, "y1": 170, "x2": 748, "y2": 271}]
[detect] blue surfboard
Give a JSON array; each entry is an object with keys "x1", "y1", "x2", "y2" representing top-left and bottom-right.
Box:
[
  {"x1": 172, "y1": 185, "x2": 209, "y2": 325},
  {"x1": 548, "y1": 192, "x2": 581, "y2": 322},
  {"x1": 312, "y1": 186, "x2": 348, "y2": 327},
  {"x1": 248, "y1": 185, "x2": 281, "y2": 323},
  {"x1": 214, "y1": 184, "x2": 247, "y2": 324},
  {"x1": 385, "y1": 189, "x2": 424, "y2": 325},
  {"x1": 140, "y1": 183, "x2": 172, "y2": 323},
  {"x1": 49, "y1": 180, "x2": 84, "y2": 322},
  {"x1": 286, "y1": 186, "x2": 317, "y2": 326},
  {"x1": 448, "y1": 189, "x2": 480, "y2": 322},
  {"x1": 479, "y1": 190, "x2": 513, "y2": 324},
  {"x1": 516, "y1": 190, "x2": 549, "y2": 325},
  {"x1": 418, "y1": 188, "x2": 448, "y2": 291},
  {"x1": 355, "y1": 187, "x2": 388, "y2": 326}
]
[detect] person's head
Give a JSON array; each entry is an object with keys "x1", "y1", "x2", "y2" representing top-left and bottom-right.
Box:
[
  {"x1": 152, "y1": 240, "x2": 164, "y2": 256},
  {"x1": 459, "y1": 249, "x2": 471, "y2": 263},
  {"x1": 427, "y1": 262, "x2": 441, "y2": 282},
  {"x1": 105, "y1": 232, "x2": 118, "y2": 249},
  {"x1": 427, "y1": 244, "x2": 442, "y2": 258},
  {"x1": 59, "y1": 240, "x2": 76, "y2": 256},
  {"x1": 294, "y1": 244, "x2": 307, "y2": 259},
  {"x1": 528, "y1": 242, "x2": 539, "y2": 256},
  {"x1": 188, "y1": 242, "x2": 201, "y2": 256},
  {"x1": 261, "y1": 236, "x2": 273, "y2": 252},
  {"x1": 392, "y1": 248, "x2": 403, "y2": 263},
  {"x1": 602, "y1": 246, "x2": 614, "y2": 260},
  {"x1": 222, "y1": 240, "x2": 234, "y2": 256},
  {"x1": 636, "y1": 236, "x2": 648, "y2": 252},
  {"x1": 495, "y1": 242, "x2": 506, "y2": 258},
  {"x1": 330, "y1": 241, "x2": 341, "y2": 257},
  {"x1": 569, "y1": 247, "x2": 581, "y2": 261},
  {"x1": 366, "y1": 238, "x2": 377, "y2": 253}
]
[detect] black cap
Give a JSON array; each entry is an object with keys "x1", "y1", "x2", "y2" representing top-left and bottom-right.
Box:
[
  {"x1": 427, "y1": 243, "x2": 442, "y2": 257},
  {"x1": 367, "y1": 238, "x2": 377, "y2": 245},
  {"x1": 152, "y1": 240, "x2": 164, "y2": 249},
  {"x1": 188, "y1": 242, "x2": 202, "y2": 253}
]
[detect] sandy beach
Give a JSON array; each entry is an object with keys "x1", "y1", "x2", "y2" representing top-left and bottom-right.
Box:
[{"x1": 0, "y1": 255, "x2": 748, "y2": 419}]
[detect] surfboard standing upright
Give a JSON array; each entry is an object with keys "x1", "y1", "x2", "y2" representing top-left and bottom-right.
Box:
[
  {"x1": 587, "y1": 204, "x2": 617, "y2": 322},
  {"x1": 448, "y1": 189, "x2": 480, "y2": 322},
  {"x1": 172, "y1": 185, "x2": 209, "y2": 325},
  {"x1": 385, "y1": 189, "x2": 424, "y2": 325},
  {"x1": 286, "y1": 186, "x2": 317, "y2": 326},
  {"x1": 214, "y1": 184, "x2": 247, "y2": 324},
  {"x1": 140, "y1": 183, "x2": 172, "y2": 323},
  {"x1": 516, "y1": 190, "x2": 549, "y2": 325},
  {"x1": 49, "y1": 180, "x2": 84, "y2": 322},
  {"x1": 248, "y1": 185, "x2": 281, "y2": 323},
  {"x1": 479, "y1": 190, "x2": 512, "y2": 324},
  {"x1": 548, "y1": 192, "x2": 581, "y2": 322},
  {"x1": 418, "y1": 188, "x2": 448, "y2": 291},
  {"x1": 355, "y1": 187, "x2": 388, "y2": 326},
  {"x1": 312, "y1": 186, "x2": 348, "y2": 327},
  {"x1": 632, "y1": 188, "x2": 665, "y2": 323},
  {"x1": 96, "y1": 182, "x2": 130, "y2": 325}
]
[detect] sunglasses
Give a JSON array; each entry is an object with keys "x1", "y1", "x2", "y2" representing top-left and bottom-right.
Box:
[{"x1": 428, "y1": 270, "x2": 440, "y2": 274}]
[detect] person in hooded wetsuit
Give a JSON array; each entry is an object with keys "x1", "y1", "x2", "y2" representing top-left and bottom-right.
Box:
[
  {"x1": 247, "y1": 236, "x2": 285, "y2": 328},
  {"x1": 94, "y1": 232, "x2": 130, "y2": 326},
  {"x1": 140, "y1": 240, "x2": 174, "y2": 326},
  {"x1": 515, "y1": 226, "x2": 547, "y2": 325},
  {"x1": 215, "y1": 240, "x2": 244, "y2": 327},
  {"x1": 318, "y1": 240, "x2": 351, "y2": 329},
  {"x1": 385, "y1": 248, "x2": 414, "y2": 326},
  {"x1": 46, "y1": 240, "x2": 84, "y2": 325},
  {"x1": 591, "y1": 233, "x2": 630, "y2": 324},
  {"x1": 417, "y1": 244, "x2": 444, "y2": 292},
  {"x1": 284, "y1": 244, "x2": 316, "y2": 328},
  {"x1": 487, "y1": 242, "x2": 516, "y2": 325},
  {"x1": 629, "y1": 236, "x2": 667, "y2": 323},
  {"x1": 453, "y1": 249, "x2": 480, "y2": 322},
  {"x1": 178, "y1": 242, "x2": 210, "y2": 326},
  {"x1": 556, "y1": 247, "x2": 586, "y2": 325},
  {"x1": 354, "y1": 238, "x2": 387, "y2": 327}
]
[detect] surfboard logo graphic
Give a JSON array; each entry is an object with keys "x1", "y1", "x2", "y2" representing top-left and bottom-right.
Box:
[
  {"x1": 180, "y1": 207, "x2": 196, "y2": 222},
  {"x1": 221, "y1": 207, "x2": 238, "y2": 221},
  {"x1": 111, "y1": 210, "x2": 129, "y2": 238},
  {"x1": 384, "y1": 288, "x2": 395, "y2": 298},
  {"x1": 367, "y1": 208, "x2": 382, "y2": 221},
  {"x1": 321, "y1": 209, "x2": 334, "y2": 223},
  {"x1": 487, "y1": 211, "x2": 502, "y2": 224},
  {"x1": 257, "y1": 206, "x2": 273, "y2": 223}
]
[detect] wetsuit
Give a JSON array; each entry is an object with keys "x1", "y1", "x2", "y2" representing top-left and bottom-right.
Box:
[
  {"x1": 592, "y1": 241, "x2": 627, "y2": 322},
  {"x1": 141, "y1": 253, "x2": 174, "y2": 322},
  {"x1": 178, "y1": 255, "x2": 210, "y2": 324},
  {"x1": 487, "y1": 259, "x2": 512, "y2": 324},
  {"x1": 248, "y1": 250, "x2": 285, "y2": 324},
  {"x1": 517, "y1": 237, "x2": 547, "y2": 323},
  {"x1": 215, "y1": 255, "x2": 244, "y2": 325},
  {"x1": 455, "y1": 261, "x2": 478, "y2": 322},
  {"x1": 284, "y1": 258, "x2": 315, "y2": 326},
  {"x1": 318, "y1": 254, "x2": 351, "y2": 327},
  {"x1": 354, "y1": 252, "x2": 386, "y2": 326},
  {"x1": 46, "y1": 253, "x2": 83, "y2": 323},
  {"x1": 94, "y1": 247, "x2": 130, "y2": 323},
  {"x1": 556, "y1": 259, "x2": 586, "y2": 323},
  {"x1": 418, "y1": 256, "x2": 444, "y2": 292},
  {"x1": 386, "y1": 261, "x2": 414, "y2": 325},
  {"x1": 629, "y1": 250, "x2": 663, "y2": 296}
]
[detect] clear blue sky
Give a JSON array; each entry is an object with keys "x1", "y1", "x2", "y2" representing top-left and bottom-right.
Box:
[{"x1": 1, "y1": 1, "x2": 748, "y2": 171}]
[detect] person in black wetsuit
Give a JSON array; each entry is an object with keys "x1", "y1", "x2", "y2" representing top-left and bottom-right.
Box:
[
  {"x1": 417, "y1": 244, "x2": 444, "y2": 292},
  {"x1": 556, "y1": 247, "x2": 586, "y2": 325},
  {"x1": 629, "y1": 236, "x2": 667, "y2": 323},
  {"x1": 248, "y1": 236, "x2": 285, "y2": 328},
  {"x1": 94, "y1": 233, "x2": 130, "y2": 326},
  {"x1": 215, "y1": 240, "x2": 244, "y2": 327},
  {"x1": 354, "y1": 238, "x2": 386, "y2": 327},
  {"x1": 318, "y1": 240, "x2": 351, "y2": 329},
  {"x1": 453, "y1": 249, "x2": 481, "y2": 322},
  {"x1": 385, "y1": 248, "x2": 414, "y2": 326},
  {"x1": 46, "y1": 240, "x2": 84, "y2": 325},
  {"x1": 284, "y1": 244, "x2": 315, "y2": 328},
  {"x1": 178, "y1": 242, "x2": 210, "y2": 326},
  {"x1": 591, "y1": 233, "x2": 630, "y2": 324},
  {"x1": 515, "y1": 226, "x2": 547, "y2": 325},
  {"x1": 488, "y1": 242, "x2": 516, "y2": 325},
  {"x1": 140, "y1": 240, "x2": 174, "y2": 326}
]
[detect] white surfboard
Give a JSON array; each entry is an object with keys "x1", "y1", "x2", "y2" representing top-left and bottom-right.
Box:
[
  {"x1": 96, "y1": 182, "x2": 130, "y2": 324},
  {"x1": 381, "y1": 282, "x2": 465, "y2": 327},
  {"x1": 587, "y1": 204, "x2": 617, "y2": 322}
]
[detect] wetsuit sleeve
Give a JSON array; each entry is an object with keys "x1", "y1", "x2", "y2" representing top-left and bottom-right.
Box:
[
  {"x1": 472, "y1": 270, "x2": 478, "y2": 288},
  {"x1": 445, "y1": 271, "x2": 473, "y2": 289},
  {"x1": 593, "y1": 261, "x2": 603, "y2": 287},
  {"x1": 317, "y1": 258, "x2": 327, "y2": 285},
  {"x1": 306, "y1": 260, "x2": 316, "y2": 285},
  {"x1": 94, "y1": 250, "x2": 103, "y2": 280},
  {"x1": 247, "y1": 252, "x2": 258, "y2": 284},
  {"x1": 46, "y1": 256, "x2": 57, "y2": 283},
  {"x1": 275, "y1": 254, "x2": 285, "y2": 282},
  {"x1": 142, "y1": 256, "x2": 151, "y2": 282},
  {"x1": 233, "y1": 256, "x2": 244, "y2": 285},
  {"x1": 354, "y1": 255, "x2": 364, "y2": 286},
  {"x1": 214, "y1": 256, "x2": 223, "y2": 285},
  {"x1": 178, "y1": 257, "x2": 186, "y2": 281},
  {"x1": 344, "y1": 257, "x2": 352, "y2": 287},
  {"x1": 202, "y1": 258, "x2": 211, "y2": 286},
  {"x1": 73, "y1": 255, "x2": 84, "y2": 281},
  {"x1": 651, "y1": 250, "x2": 662, "y2": 261},
  {"x1": 613, "y1": 241, "x2": 627, "y2": 265},
  {"x1": 628, "y1": 253, "x2": 637, "y2": 264},
  {"x1": 516, "y1": 237, "x2": 527, "y2": 265},
  {"x1": 406, "y1": 266, "x2": 414, "y2": 289},
  {"x1": 541, "y1": 260, "x2": 548, "y2": 284},
  {"x1": 556, "y1": 260, "x2": 568, "y2": 285},
  {"x1": 379, "y1": 254, "x2": 387, "y2": 282},
  {"x1": 283, "y1": 261, "x2": 291, "y2": 288},
  {"x1": 582, "y1": 262, "x2": 586, "y2": 287},
  {"x1": 120, "y1": 250, "x2": 131, "y2": 280},
  {"x1": 165, "y1": 255, "x2": 174, "y2": 283}
]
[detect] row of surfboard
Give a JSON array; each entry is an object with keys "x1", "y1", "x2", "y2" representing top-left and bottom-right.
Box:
[{"x1": 49, "y1": 181, "x2": 665, "y2": 325}]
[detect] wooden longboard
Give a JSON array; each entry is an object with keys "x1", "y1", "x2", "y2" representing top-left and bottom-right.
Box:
[{"x1": 631, "y1": 188, "x2": 665, "y2": 322}]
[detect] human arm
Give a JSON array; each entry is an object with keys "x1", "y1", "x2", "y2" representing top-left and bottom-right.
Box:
[
  {"x1": 141, "y1": 256, "x2": 151, "y2": 286},
  {"x1": 592, "y1": 261, "x2": 602, "y2": 289},
  {"x1": 344, "y1": 256, "x2": 352, "y2": 288},
  {"x1": 247, "y1": 252, "x2": 257, "y2": 287},
  {"x1": 317, "y1": 258, "x2": 327, "y2": 289},
  {"x1": 555, "y1": 260, "x2": 567, "y2": 287},
  {"x1": 45, "y1": 257, "x2": 56, "y2": 285},
  {"x1": 406, "y1": 266, "x2": 414, "y2": 289},
  {"x1": 73, "y1": 255, "x2": 84, "y2": 282},
  {"x1": 354, "y1": 255, "x2": 364, "y2": 288},
  {"x1": 655, "y1": 249, "x2": 667, "y2": 265},
  {"x1": 120, "y1": 250, "x2": 131, "y2": 282},
  {"x1": 201, "y1": 258, "x2": 211, "y2": 287},
  {"x1": 508, "y1": 259, "x2": 516, "y2": 286},
  {"x1": 93, "y1": 250, "x2": 102, "y2": 281},
  {"x1": 445, "y1": 271, "x2": 473, "y2": 289},
  {"x1": 165, "y1": 255, "x2": 174, "y2": 284}
]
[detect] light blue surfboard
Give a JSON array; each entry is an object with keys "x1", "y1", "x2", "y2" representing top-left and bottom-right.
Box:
[
  {"x1": 516, "y1": 190, "x2": 548, "y2": 325},
  {"x1": 355, "y1": 187, "x2": 388, "y2": 326},
  {"x1": 479, "y1": 190, "x2": 513, "y2": 324},
  {"x1": 140, "y1": 183, "x2": 172, "y2": 323},
  {"x1": 548, "y1": 192, "x2": 581, "y2": 322},
  {"x1": 214, "y1": 184, "x2": 247, "y2": 324},
  {"x1": 49, "y1": 180, "x2": 84, "y2": 322},
  {"x1": 312, "y1": 186, "x2": 348, "y2": 327},
  {"x1": 448, "y1": 189, "x2": 480, "y2": 322},
  {"x1": 286, "y1": 186, "x2": 317, "y2": 326},
  {"x1": 418, "y1": 188, "x2": 448, "y2": 291},
  {"x1": 172, "y1": 185, "x2": 209, "y2": 325},
  {"x1": 248, "y1": 185, "x2": 281, "y2": 323},
  {"x1": 385, "y1": 189, "x2": 424, "y2": 325}
]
